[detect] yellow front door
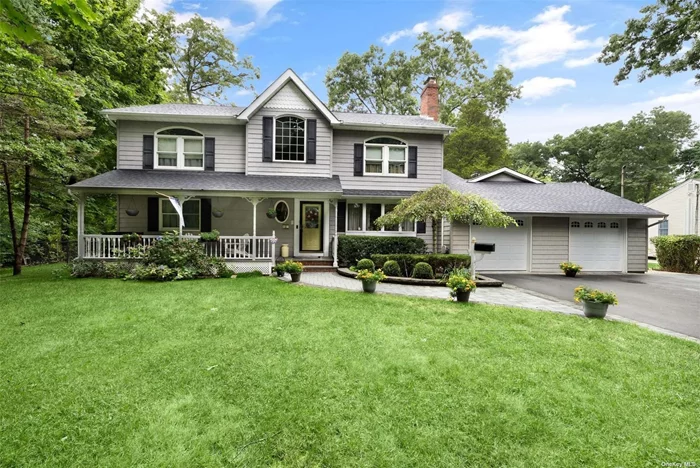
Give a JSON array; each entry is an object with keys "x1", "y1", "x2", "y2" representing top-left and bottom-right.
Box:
[{"x1": 301, "y1": 202, "x2": 322, "y2": 251}]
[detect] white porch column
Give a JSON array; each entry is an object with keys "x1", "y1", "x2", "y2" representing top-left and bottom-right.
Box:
[
  {"x1": 330, "y1": 199, "x2": 339, "y2": 267},
  {"x1": 245, "y1": 197, "x2": 264, "y2": 259},
  {"x1": 77, "y1": 193, "x2": 85, "y2": 258}
]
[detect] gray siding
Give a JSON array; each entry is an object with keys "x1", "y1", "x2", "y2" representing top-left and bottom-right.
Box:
[
  {"x1": 117, "y1": 196, "x2": 149, "y2": 232},
  {"x1": 117, "y1": 120, "x2": 245, "y2": 172},
  {"x1": 531, "y1": 216, "x2": 569, "y2": 273},
  {"x1": 627, "y1": 218, "x2": 648, "y2": 272},
  {"x1": 450, "y1": 222, "x2": 470, "y2": 254},
  {"x1": 332, "y1": 130, "x2": 444, "y2": 191}
]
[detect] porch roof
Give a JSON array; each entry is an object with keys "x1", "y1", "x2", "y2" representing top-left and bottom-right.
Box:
[
  {"x1": 68, "y1": 170, "x2": 343, "y2": 195},
  {"x1": 343, "y1": 189, "x2": 418, "y2": 198}
]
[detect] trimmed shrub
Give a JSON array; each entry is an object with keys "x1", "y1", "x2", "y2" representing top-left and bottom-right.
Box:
[
  {"x1": 236, "y1": 270, "x2": 263, "y2": 278},
  {"x1": 356, "y1": 258, "x2": 375, "y2": 272},
  {"x1": 337, "y1": 236, "x2": 426, "y2": 266},
  {"x1": 371, "y1": 254, "x2": 471, "y2": 277},
  {"x1": 412, "y1": 262, "x2": 434, "y2": 279},
  {"x1": 382, "y1": 260, "x2": 401, "y2": 277},
  {"x1": 651, "y1": 235, "x2": 700, "y2": 273}
]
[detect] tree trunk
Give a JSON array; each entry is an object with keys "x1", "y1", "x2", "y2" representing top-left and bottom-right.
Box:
[
  {"x1": 11, "y1": 116, "x2": 32, "y2": 275},
  {"x1": 2, "y1": 161, "x2": 18, "y2": 271}
]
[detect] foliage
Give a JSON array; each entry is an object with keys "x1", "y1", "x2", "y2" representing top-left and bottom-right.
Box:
[
  {"x1": 444, "y1": 99, "x2": 510, "y2": 179},
  {"x1": 374, "y1": 185, "x2": 514, "y2": 251},
  {"x1": 412, "y1": 262, "x2": 434, "y2": 279},
  {"x1": 651, "y1": 235, "x2": 700, "y2": 273},
  {"x1": 325, "y1": 30, "x2": 520, "y2": 125},
  {"x1": 325, "y1": 45, "x2": 418, "y2": 114},
  {"x1": 0, "y1": 0, "x2": 97, "y2": 43},
  {"x1": 121, "y1": 233, "x2": 141, "y2": 244},
  {"x1": 337, "y1": 235, "x2": 426, "y2": 267},
  {"x1": 157, "y1": 13, "x2": 259, "y2": 103},
  {"x1": 356, "y1": 258, "x2": 375, "y2": 272},
  {"x1": 356, "y1": 268, "x2": 387, "y2": 283},
  {"x1": 446, "y1": 271, "x2": 477, "y2": 297},
  {"x1": 199, "y1": 230, "x2": 220, "y2": 242},
  {"x1": 371, "y1": 254, "x2": 471, "y2": 277},
  {"x1": 382, "y1": 260, "x2": 401, "y2": 277},
  {"x1": 599, "y1": 0, "x2": 700, "y2": 85},
  {"x1": 574, "y1": 286, "x2": 619, "y2": 305},
  {"x1": 71, "y1": 259, "x2": 135, "y2": 279},
  {"x1": 560, "y1": 262, "x2": 583, "y2": 273},
  {"x1": 279, "y1": 260, "x2": 303, "y2": 274},
  {"x1": 508, "y1": 141, "x2": 555, "y2": 180}
]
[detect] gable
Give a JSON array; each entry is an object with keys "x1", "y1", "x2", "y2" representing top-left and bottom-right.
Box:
[
  {"x1": 483, "y1": 173, "x2": 527, "y2": 183},
  {"x1": 470, "y1": 167, "x2": 543, "y2": 184},
  {"x1": 263, "y1": 82, "x2": 315, "y2": 111}
]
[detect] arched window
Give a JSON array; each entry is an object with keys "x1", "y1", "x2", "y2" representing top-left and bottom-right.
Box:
[
  {"x1": 364, "y1": 136, "x2": 407, "y2": 176},
  {"x1": 598, "y1": 222, "x2": 606, "y2": 228},
  {"x1": 571, "y1": 221, "x2": 580, "y2": 228},
  {"x1": 155, "y1": 127, "x2": 204, "y2": 170},
  {"x1": 275, "y1": 116, "x2": 305, "y2": 161}
]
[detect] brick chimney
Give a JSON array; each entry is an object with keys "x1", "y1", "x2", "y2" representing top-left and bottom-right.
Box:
[{"x1": 420, "y1": 77, "x2": 439, "y2": 121}]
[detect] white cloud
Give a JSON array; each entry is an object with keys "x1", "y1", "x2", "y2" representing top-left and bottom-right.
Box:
[
  {"x1": 520, "y1": 77, "x2": 576, "y2": 100},
  {"x1": 182, "y1": 3, "x2": 201, "y2": 10},
  {"x1": 381, "y1": 11, "x2": 470, "y2": 45},
  {"x1": 564, "y1": 52, "x2": 600, "y2": 68},
  {"x1": 172, "y1": 12, "x2": 257, "y2": 40},
  {"x1": 503, "y1": 88, "x2": 700, "y2": 143},
  {"x1": 240, "y1": 0, "x2": 282, "y2": 18},
  {"x1": 466, "y1": 5, "x2": 605, "y2": 70},
  {"x1": 234, "y1": 88, "x2": 254, "y2": 96}
]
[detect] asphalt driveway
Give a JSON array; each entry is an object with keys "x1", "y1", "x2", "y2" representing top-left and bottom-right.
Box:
[{"x1": 490, "y1": 271, "x2": 700, "y2": 339}]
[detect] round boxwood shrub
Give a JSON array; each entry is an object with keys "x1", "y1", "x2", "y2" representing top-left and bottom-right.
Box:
[
  {"x1": 356, "y1": 258, "x2": 375, "y2": 272},
  {"x1": 382, "y1": 260, "x2": 401, "y2": 277},
  {"x1": 412, "y1": 262, "x2": 434, "y2": 279}
]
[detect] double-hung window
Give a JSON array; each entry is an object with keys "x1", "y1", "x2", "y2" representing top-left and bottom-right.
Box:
[
  {"x1": 275, "y1": 116, "x2": 305, "y2": 161},
  {"x1": 364, "y1": 137, "x2": 407, "y2": 176},
  {"x1": 658, "y1": 220, "x2": 669, "y2": 236},
  {"x1": 155, "y1": 128, "x2": 204, "y2": 170},
  {"x1": 160, "y1": 199, "x2": 200, "y2": 231},
  {"x1": 346, "y1": 202, "x2": 415, "y2": 234}
]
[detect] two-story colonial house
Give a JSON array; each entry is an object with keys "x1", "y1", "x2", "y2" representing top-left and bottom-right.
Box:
[{"x1": 69, "y1": 69, "x2": 665, "y2": 274}]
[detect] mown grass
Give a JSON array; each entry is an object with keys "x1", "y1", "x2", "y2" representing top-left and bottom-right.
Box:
[{"x1": 1, "y1": 265, "x2": 699, "y2": 467}]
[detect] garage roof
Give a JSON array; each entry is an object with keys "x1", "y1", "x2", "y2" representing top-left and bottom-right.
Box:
[{"x1": 444, "y1": 170, "x2": 666, "y2": 217}]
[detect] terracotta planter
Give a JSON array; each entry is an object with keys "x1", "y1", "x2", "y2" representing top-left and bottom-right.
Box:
[
  {"x1": 583, "y1": 301, "x2": 609, "y2": 318},
  {"x1": 565, "y1": 270, "x2": 578, "y2": 278},
  {"x1": 362, "y1": 280, "x2": 377, "y2": 293},
  {"x1": 290, "y1": 272, "x2": 301, "y2": 283},
  {"x1": 455, "y1": 290, "x2": 471, "y2": 303}
]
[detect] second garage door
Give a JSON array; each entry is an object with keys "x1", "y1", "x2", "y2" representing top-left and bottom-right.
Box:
[
  {"x1": 471, "y1": 218, "x2": 529, "y2": 271},
  {"x1": 570, "y1": 219, "x2": 623, "y2": 271}
]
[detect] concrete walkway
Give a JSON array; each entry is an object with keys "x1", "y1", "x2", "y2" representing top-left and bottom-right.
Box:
[{"x1": 285, "y1": 272, "x2": 581, "y2": 315}]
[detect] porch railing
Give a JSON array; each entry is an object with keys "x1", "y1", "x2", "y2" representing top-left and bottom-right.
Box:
[{"x1": 81, "y1": 234, "x2": 276, "y2": 261}]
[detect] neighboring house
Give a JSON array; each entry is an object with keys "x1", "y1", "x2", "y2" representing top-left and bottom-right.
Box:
[
  {"x1": 645, "y1": 178, "x2": 700, "y2": 256},
  {"x1": 68, "y1": 69, "x2": 665, "y2": 274}
]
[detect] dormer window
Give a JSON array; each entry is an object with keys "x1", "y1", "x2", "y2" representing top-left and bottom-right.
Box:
[
  {"x1": 155, "y1": 127, "x2": 204, "y2": 170},
  {"x1": 364, "y1": 137, "x2": 407, "y2": 176},
  {"x1": 275, "y1": 116, "x2": 305, "y2": 161}
]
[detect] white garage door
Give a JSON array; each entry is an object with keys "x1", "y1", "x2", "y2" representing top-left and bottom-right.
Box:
[
  {"x1": 570, "y1": 219, "x2": 623, "y2": 271},
  {"x1": 471, "y1": 218, "x2": 528, "y2": 271}
]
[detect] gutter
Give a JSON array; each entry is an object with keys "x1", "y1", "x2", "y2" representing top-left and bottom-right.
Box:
[{"x1": 647, "y1": 216, "x2": 668, "y2": 229}]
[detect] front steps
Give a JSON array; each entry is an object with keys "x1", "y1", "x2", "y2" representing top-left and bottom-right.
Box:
[{"x1": 285, "y1": 257, "x2": 336, "y2": 273}]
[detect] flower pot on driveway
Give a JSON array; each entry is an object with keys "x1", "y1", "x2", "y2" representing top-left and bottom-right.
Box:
[
  {"x1": 290, "y1": 272, "x2": 301, "y2": 283},
  {"x1": 583, "y1": 301, "x2": 609, "y2": 318},
  {"x1": 565, "y1": 270, "x2": 577, "y2": 278},
  {"x1": 362, "y1": 280, "x2": 377, "y2": 293},
  {"x1": 455, "y1": 290, "x2": 471, "y2": 303}
]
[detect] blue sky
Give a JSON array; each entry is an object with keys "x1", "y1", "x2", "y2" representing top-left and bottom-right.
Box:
[{"x1": 145, "y1": 0, "x2": 700, "y2": 143}]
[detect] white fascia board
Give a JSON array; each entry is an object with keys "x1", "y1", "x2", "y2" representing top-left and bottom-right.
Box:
[
  {"x1": 470, "y1": 167, "x2": 543, "y2": 184},
  {"x1": 102, "y1": 111, "x2": 243, "y2": 125},
  {"x1": 236, "y1": 69, "x2": 340, "y2": 124},
  {"x1": 68, "y1": 186, "x2": 343, "y2": 198},
  {"x1": 332, "y1": 122, "x2": 452, "y2": 135}
]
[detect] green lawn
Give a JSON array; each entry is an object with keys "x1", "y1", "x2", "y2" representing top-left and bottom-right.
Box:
[
  {"x1": 1, "y1": 266, "x2": 699, "y2": 467},
  {"x1": 648, "y1": 260, "x2": 661, "y2": 270}
]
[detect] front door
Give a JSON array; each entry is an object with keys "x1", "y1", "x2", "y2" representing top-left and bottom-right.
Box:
[{"x1": 300, "y1": 202, "x2": 323, "y2": 252}]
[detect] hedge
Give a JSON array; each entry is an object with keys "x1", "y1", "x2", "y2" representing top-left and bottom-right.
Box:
[
  {"x1": 337, "y1": 236, "x2": 426, "y2": 266},
  {"x1": 412, "y1": 262, "x2": 434, "y2": 279},
  {"x1": 370, "y1": 253, "x2": 471, "y2": 277},
  {"x1": 651, "y1": 235, "x2": 700, "y2": 273}
]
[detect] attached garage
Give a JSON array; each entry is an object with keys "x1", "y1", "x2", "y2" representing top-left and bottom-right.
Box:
[
  {"x1": 470, "y1": 218, "x2": 529, "y2": 271},
  {"x1": 569, "y1": 219, "x2": 624, "y2": 271}
]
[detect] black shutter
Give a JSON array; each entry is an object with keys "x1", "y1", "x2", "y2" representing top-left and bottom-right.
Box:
[
  {"x1": 204, "y1": 137, "x2": 215, "y2": 171},
  {"x1": 200, "y1": 198, "x2": 212, "y2": 232},
  {"x1": 143, "y1": 135, "x2": 154, "y2": 169},
  {"x1": 147, "y1": 197, "x2": 159, "y2": 232},
  {"x1": 353, "y1": 143, "x2": 363, "y2": 176},
  {"x1": 408, "y1": 146, "x2": 417, "y2": 178},
  {"x1": 306, "y1": 119, "x2": 317, "y2": 164},
  {"x1": 263, "y1": 116, "x2": 273, "y2": 162},
  {"x1": 337, "y1": 201, "x2": 346, "y2": 233},
  {"x1": 416, "y1": 220, "x2": 426, "y2": 234}
]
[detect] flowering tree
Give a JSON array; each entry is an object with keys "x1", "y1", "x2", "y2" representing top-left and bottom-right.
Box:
[{"x1": 374, "y1": 185, "x2": 514, "y2": 251}]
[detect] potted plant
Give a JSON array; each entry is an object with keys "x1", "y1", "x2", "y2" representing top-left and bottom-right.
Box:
[
  {"x1": 121, "y1": 232, "x2": 141, "y2": 247},
  {"x1": 574, "y1": 286, "x2": 618, "y2": 318},
  {"x1": 281, "y1": 260, "x2": 303, "y2": 282},
  {"x1": 266, "y1": 207, "x2": 276, "y2": 219},
  {"x1": 560, "y1": 262, "x2": 582, "y2": 278},
  {"x1": 446, "y1": 269, "x2": 477, "y2": 302},
  {"x1": 274, "y1": 261, "x2": 286, "y2": 277},
  {"x1": 199, "y1": 230, "x2": 220, "y2": 242},
  {"x1": 356, "y1": 268, "x2": 387, "y2": 293}
]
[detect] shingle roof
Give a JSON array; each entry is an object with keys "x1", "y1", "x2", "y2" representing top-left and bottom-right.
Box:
[
  {"x1": 104, "y1": 104, "x2": 244, "y2": 117},
  {"x1": 443, "y1": 170, "x2": 666, "y2": 217},
  {"x1": 343, "y1": 189, "x2": 418, "y2": 198},
  {"x1": 69, "y1": 170, "x2": 343, "y2": 194},
  {"x1": 333, "y1": 111, "x2": 452, "y2": 130}
]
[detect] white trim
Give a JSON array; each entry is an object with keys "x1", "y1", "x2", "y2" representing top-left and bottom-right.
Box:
[
  {"x1": 470, "y1": 167, "x2": 543, "y2": 184},
  {"x1": 332, "y1": 122, "x2": 452, "y2": 135},
  {"x1": 344, "y1": 201, "x2": 416, "y2": 235},
  {"x1": 237, "y1": 69, "x2": 340, "y2": 124},
  {"x1": 101, "y1": 112, "x2": 242, "y2": 125},
  {"x1": 274, "y1": 200, "x2": 290, "y2": 224},
  {"x1": 273, "y1": 115, "x2": 306, "y2": 163},
  {"x1": 159, "y1": 198, "x2": 201, "y2": 232},
  {"x1": 294, "y1": 198, "x2": 330, "y2": 257},
  {"x1": 363, "y1": 136, "x2": 408, "y2": 177},
  {"x1": 154, "y1": 127, "x2": 205, "y2": 171}
]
